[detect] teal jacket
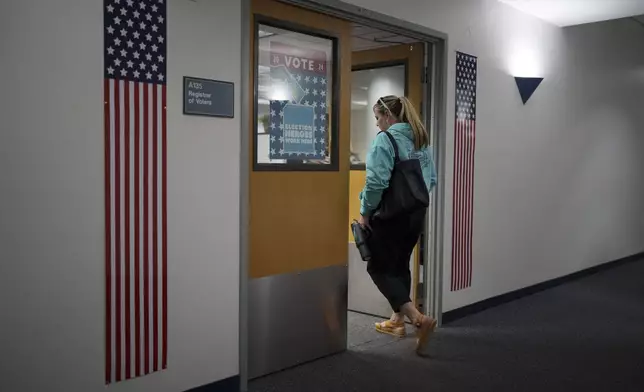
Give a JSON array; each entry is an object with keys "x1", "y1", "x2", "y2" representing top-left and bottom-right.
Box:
[{"x1": 359, "y1": 122, "x2": 437, "y2": 216}]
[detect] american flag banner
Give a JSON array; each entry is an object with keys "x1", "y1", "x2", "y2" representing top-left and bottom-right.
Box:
[
  {"x1": 268, "y1": 41, "x2": 329, "y2": 160},
  {"x1": 451, "y1": 51, "x2": 477, "y2": 291},
  {"x1": 103, "y1": 0, "x2": 167, "y2": 384}
]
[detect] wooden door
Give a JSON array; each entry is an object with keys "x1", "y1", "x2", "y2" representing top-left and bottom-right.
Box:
[{"x1": 247, "y1": 0, "x2": 352, "y2": 379}]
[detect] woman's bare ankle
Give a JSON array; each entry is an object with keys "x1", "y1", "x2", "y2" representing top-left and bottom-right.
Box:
[
  {"x1": 400, "y1": 302, "x2": 424, "y2": 325},
  {"x1": 390, "y1": 312, "x2": 404, "y2": 324}
]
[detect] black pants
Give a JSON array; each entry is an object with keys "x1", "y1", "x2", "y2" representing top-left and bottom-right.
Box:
[{"x1": 366, "y1": 208, "x2": 427, "y2": 313}]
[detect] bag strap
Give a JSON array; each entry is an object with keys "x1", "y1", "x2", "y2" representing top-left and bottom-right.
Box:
[{"x1": 382, "y1": 131, "x2": 400, "y2": 163}]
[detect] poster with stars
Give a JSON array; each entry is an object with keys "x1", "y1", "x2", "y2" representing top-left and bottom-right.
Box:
[{"x1": 268, "y1": 41, "x2": 329, "y2": 160}]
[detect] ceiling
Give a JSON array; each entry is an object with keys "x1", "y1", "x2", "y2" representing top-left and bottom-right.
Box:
[
  {"x1": 498, "y1": 0, "x2": 644, "y2": 27},
  {"x1": 351, "y1": 23, "x2": 418, "y2": 51}
]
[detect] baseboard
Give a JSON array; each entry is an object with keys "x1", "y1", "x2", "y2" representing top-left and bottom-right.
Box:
[
  {"x1": 442, "y1": 252, "x2": 644, "y2": 324},
  {"x1": 185, "y1": 375, "x2": 240, "y2": 392}
]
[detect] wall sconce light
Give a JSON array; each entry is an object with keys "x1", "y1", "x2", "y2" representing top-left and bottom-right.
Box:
[{"x1": 514, "y1": 77, "x2": 543, "y2": 105}]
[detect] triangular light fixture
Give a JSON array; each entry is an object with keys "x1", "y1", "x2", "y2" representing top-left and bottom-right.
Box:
[{"x1": 514, "y1": 77, "x2": 544, "y2": 105}]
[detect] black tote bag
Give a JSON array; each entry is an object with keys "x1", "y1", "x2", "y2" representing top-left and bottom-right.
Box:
[{"x1": 373, "y1": 131, "x2": 430, "y2": 220}]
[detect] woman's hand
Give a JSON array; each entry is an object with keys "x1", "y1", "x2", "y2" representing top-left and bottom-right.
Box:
[{"x1": 358, "y1": 215, "x2": 371, "y2": 230}]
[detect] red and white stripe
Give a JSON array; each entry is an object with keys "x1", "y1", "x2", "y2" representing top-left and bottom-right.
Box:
[
  {"x1": 451, "y1": 117, "x2": 476, "y2": 291},
  {"x1": 104, "y1": 79, "x2": 167, "y2": 383}
]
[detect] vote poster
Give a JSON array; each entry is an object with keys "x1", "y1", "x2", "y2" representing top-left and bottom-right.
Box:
[{"x1": 268, "y1": 41, "x2": 329, "y2": 159}]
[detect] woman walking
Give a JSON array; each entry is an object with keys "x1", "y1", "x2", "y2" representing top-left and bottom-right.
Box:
[{"x1": 358, "y1": 95, "x2": 438, "y2": 354}]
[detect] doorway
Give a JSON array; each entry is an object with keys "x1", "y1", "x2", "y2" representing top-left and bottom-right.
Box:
[
  {"x1": 241, "y1": 0, "x2": 447, "y2": 386},
  {"x1": 347, "y1": 29, "x2": 427, "y2": 345}
]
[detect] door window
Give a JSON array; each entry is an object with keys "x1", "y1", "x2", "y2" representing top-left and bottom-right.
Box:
[
  {"x1": 254, "y1": 22, "x2": 339, "y2": 171},
  {"x1": 349, "y1": 64, "x2": 405, "y2": 169}
]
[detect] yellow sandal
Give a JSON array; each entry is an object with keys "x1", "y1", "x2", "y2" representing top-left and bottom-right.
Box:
[{"x1": 375, "y1": 319, "x2": 407, "y2": 338}]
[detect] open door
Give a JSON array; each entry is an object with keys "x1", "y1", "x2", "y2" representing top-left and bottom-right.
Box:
[
  {"x1": 347, "y1": 42, "x2": 426, "y2": 318},
  {"x1": 247, "y1": 0, "x2": 352, "y2": 379}
]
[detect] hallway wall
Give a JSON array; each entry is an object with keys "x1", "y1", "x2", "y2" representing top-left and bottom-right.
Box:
[
  {"x1": 343, "y1": 0, "x2": 644, "y2": 311},
  {"x1": 0, "y1": 0, "x2": 241, "y2": 391}
]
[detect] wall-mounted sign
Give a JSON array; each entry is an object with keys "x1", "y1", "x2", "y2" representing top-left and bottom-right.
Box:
[{"x1": 183, "y1": 76, "x2": 234, "y2": 118}]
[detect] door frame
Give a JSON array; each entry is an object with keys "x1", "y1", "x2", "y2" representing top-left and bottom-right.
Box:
[
  {"x1": 349, "y1": 43, "x2": 424, "y2": 317},
  {"x1": 239, "y1": 0, "x2": 449, "y2": 390}
]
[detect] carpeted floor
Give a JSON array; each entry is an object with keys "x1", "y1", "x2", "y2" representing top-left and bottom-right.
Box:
[{"x1": 248, "y1": 258, "x2": 644, "y2": 392}]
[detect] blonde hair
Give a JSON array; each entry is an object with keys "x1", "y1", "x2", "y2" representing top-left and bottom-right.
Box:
[{"x1": 374, "y1": 95, "x2": 429, "y2": 150}]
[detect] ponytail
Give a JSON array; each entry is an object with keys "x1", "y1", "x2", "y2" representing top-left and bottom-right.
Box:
[{"x1": 398, "y1": 97, "x2": 429, "y2": 150}]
